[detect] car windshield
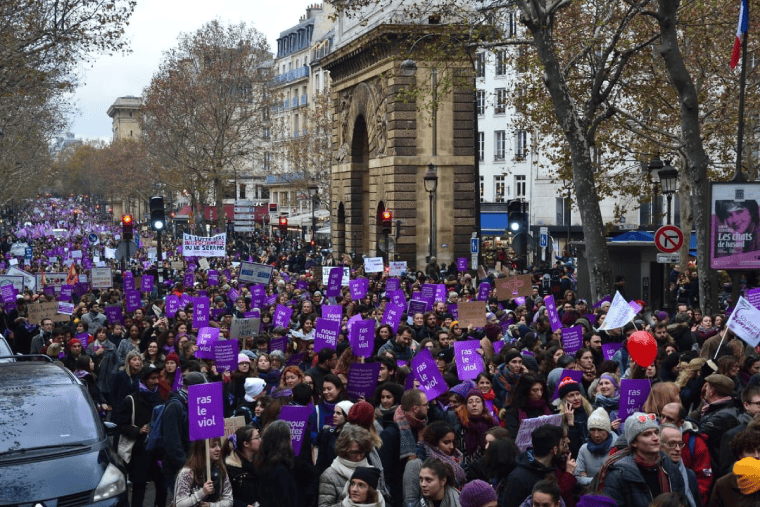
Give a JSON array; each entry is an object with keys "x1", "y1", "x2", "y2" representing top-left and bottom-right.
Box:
[{"x1": 0, "y1": 384, "x2": 101, "y2": 455}]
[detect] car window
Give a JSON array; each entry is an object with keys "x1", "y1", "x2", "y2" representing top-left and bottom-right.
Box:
[
  {"x1": 0, "y1": 384, "x2": 101, "y2": 455},
  {"x1": 0, "y1": 336, "x2": 13, "y2": 363}
]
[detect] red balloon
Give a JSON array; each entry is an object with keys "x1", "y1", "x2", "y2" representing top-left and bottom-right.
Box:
[{"x1": 627, "y1": 331, "x2": 657, "y2": 368}]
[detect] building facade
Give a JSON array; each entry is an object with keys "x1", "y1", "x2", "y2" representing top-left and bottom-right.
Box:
[{"x1": 106, "y1": 96, "x2": 141, "y2": 142}]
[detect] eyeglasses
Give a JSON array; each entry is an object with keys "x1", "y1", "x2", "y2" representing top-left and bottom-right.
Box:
[
  {"x1": 346, "y1": 450, "x2": 366, "y2": 458},
  {"x1": 637, "y1": 413, "x2": 657, "y2": 423},
  {"x1": 663, "y1": 441, "x2": 685, "y2": 450}
]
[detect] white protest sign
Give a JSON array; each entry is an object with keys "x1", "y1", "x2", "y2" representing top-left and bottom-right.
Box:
[
  {"x1": 198, "y1": 258, "x2": 210, "y2": 271},
  {"x1": 104, "y1": 247, "x2": 116, "y2": 259},
  {"x1": 91, "y1": 267, "x2": 113, "y2": 289},
  {"x1": 322, "y1": 266, "x2": 350, "y2": 286},
  {"x1": 57, "y1": 302, "x2": 75, "y2": 315},
  {"x1": 726, "y1": 296, "x2": 760, "y2": 347},
  {"x1": 363, "y1": 257, "x2": 384, "y2": 273},
  {"x1": 514, "y1": 414, "x2": 564, "y2": 452},
  {"x1": 0, "y1": 275, "x2": 24, "y2": 293},
  {"x1": 389, "y1": 261, "x2": 407, "y2": 277},
  {"x1": 230, "y1": 318, "x2": 261, "y2": 338},
  {"x1": 238, "y1": 262, "x2": 273, "y2": 285},
  {"x1": 9, "y1": 243, "x2": 28, "y2": 257},
  {"x1": 182, "y1": 233, "x2": 226, "y2": 257},
  {"x1": 7, "y1": 266, "x2": 36, "y2": 291},
  {"x1": 599, "y1": 291, "x2": 636, "y2": 331}
]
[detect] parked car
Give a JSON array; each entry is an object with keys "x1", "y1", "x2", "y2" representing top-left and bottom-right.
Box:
[
  {"x1": 0, "y1": 358, "x2": 127, "y2": 505},
  {"x1": 0, "y1": 334, "x2": 12, "y2": 363}
]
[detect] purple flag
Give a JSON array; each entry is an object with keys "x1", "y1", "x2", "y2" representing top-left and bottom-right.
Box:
[
  {"x1": 104, "y1": 306, "x2": 124, "y2": 325},
  {"x1": 208, "y1": 270, "x2": 219, "y2": 286},
  {"x1": 346, "y1": 363, "x2": 382, "y2": 400},
  {"x1": 279, "y1": 405, "x2": 311, "y2": 455},
  {"x1": 454, "y1": 340, "x2": 485, "y2": 380},
  {"x1": 457, "y1": 258, "x2": 467, "y2": 272},
  {"x1": 602, "y1": 342, "x2": 623, "y2": 361},
  {"x1": 314, "y1": 318, "x2": 341, "y2": 353},
  {"x1": 213, "y1": 340, "x2": 239, "y2": 373},
  {"x1": 552, "y1": 369, "x2": 583, "y2": 401},
  {"x1": 322, "y1": 304, "x2": 343, "y2": 322},
  {"x1": 273, "y1": 304, "x2": 293, "y2": 328},
  {"x1": 188, "y1": 382, "x2": 224, "y2": 441},
  {"x1": 619, "y1": 379, "x2": 652, "y2": 420},
  {"x1": 544, "y1": 295, "x2": 561, "y2": 331},
  {"x1": 166, "y1": 295, "x2": 180, "y2": 318},
  {"x1": 386, "y1": 278, "x2": 400, "y2": 292},
  {"x1": 477, "y1": 282, "x2": 491, "y2": 302},
  {"x1": 195, "y1": 327, "x2": 220, "y2": 359},
  {"x1": 193, "y1": 297, "x2": 210, "y2": 328},
  {"x1": 325, "y1": 267, "x2": 343, "y2": 297},
  {"x1": 59, "y1": 285, "x2": 73, "y2": 302},
  {"x1": 411, "y1": 348, "x2": 447, "y2": 400},
  {"x1": 141, "y1": 275, "x2": 154, "y2": 292},
  {"x1": 125, "y1": 290, "x2": 141, "y2": 313},
  {"x1": 349, "y1": 278, "x2": 369, "y2": 300},
  {"x1": 349, "y1": 318, "x2": 375, "y2": 358},
  {"x1": 381, "y1": 302, "x2": 405, "y2": 334},
  {"x1": 593, "y1": 295, "x2": 612, "y2": 309},
  {"x1": 561, "y1": 325, "x2": 584, "y2": 355}
]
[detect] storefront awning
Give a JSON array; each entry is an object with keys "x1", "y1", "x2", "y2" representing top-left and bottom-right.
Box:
[{"x1": 481, "y1": 213, "x2": 508, "y2": 233}]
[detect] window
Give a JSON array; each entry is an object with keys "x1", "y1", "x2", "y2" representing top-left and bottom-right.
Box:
[
  {"x1": 239, "y1": 184, "x2": 246, "y2": 200},
  {"x1": 477, "y1": 90, "x2": 485, "y2": 115},
  {"x1": 556, "y1": 197, "x2": 571, "y2": 226},
  {"x1": 515, "y1": 175, "x2": 526, "y2": 197},
  {"x1": 507, "y1": 11, "x2": 518, "y2": 38},
  {"x1": 496, "y1": 50, "x2": 507, "y2": 76},
  {"x1": 480, "y1": 176, "x2": 484, "y2": 202},
  {"x1": 495, "y1": 131, "x2": 506, "y2": 160},
  {"x1": 264, "y1": 152, "x2": 271, "y2": 171},
  {"x1": 478, "y1": 132, "x2": 484, "y2": 161},
  {"x1": 494, "y1": 176, "x2": 505, "y2": 202},
  {"x1": 515, "y1": 85, "x2": 527, "y2": 114},
  {"x1": 476, "y1": 53, "x2": 486, "y2": 78},
  {"x1": 495, "y1": 88, "x2": 507, "y2": 114},
  {"x1": 515, "y1": 130, "x2": 528, "y2": 159}
]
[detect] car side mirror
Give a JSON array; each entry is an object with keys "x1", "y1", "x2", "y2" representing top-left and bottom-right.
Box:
[{"x1": 103, "y1": 421, "x2": 118, "y2": 436}]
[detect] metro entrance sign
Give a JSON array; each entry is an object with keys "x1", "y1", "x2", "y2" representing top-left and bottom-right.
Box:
[{"x1": 654, "y1": 225, "x2": 683, "y2": 253}]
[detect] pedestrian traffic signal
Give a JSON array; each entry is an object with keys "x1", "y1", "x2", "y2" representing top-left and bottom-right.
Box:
[
  {"x1": 149, "y1": 196, "x2": 165, "y2": 231},
  {"x1": 382, "y1": 210, "x2": 392, "y2": 234},
  {"x1": 122, "y1": 214, "x2": 133, "y2": 240}
]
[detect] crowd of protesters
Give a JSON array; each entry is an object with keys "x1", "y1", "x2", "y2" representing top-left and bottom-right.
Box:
[{"x1": 3, "y1": 197, "x2": 760, "y2": 507}]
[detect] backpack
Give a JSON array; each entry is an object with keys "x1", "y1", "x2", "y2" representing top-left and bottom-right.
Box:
[{"x1": 145, "y1": 397, "x2": 182, "y2": 453}]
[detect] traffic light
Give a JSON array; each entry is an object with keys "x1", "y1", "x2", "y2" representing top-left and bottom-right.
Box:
[
  {"x1": 122, "y1": 214, "x2": 134, "y2": 240},
  {"x1": 279, "y1": 217, "x2": 288, "y2": 233},
  {"x1": 150, "y1": 196, "x2": 165, "y2": 231},
  {"x1": 507, "y1": 200, "x2": 523, "y2": 233},
  {"x1": 382, "y1": 210, "x2": 392, "y2": 235}
]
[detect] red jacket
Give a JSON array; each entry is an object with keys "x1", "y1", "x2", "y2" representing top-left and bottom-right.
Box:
[{"x1": 682, "y1": 430, "x2": 713, "y2": 506}]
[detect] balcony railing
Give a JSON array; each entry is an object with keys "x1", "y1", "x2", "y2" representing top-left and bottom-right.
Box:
[
  {"x1": 300, "y1": 95, "x2": 307, "y2": 106},
  {"x1": 273, "y1": 66, "x2": 310, "y2": 85}
]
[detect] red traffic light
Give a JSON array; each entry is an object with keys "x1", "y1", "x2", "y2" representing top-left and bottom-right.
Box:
[
  {"x1": 122, "y1": 214, "x2": 133, "y2": 225},
  {"x1": 279, "y1": 217, "x2": 288, "y2": 227},
  {"x1": 382, "y1": 211, "x2": 392, "y2": 221}
]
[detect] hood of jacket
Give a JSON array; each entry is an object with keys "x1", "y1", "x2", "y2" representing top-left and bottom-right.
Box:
[{"x1": 515, "y1": 450, "x2": 556, "y2": 474}]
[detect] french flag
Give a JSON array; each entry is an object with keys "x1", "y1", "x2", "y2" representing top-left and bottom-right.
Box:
[{"x1": 730, "y1": 0, "x2": 749, "y2": 69}]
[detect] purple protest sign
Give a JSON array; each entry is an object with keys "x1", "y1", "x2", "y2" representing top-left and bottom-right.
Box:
[
  {"x1": 322, "y1": 304, "x2": 343, "y2": 322},
  {"x1": 386, "y1": 278, "x2": 400, "y2": 292},
  {"x1": 179, "y1": 293, "x2": 192, "y2": 309},
  {"x1": 551, "y1": 369, "x2": 584, "y2": 401},
  {"x1": 477, "y1": 283, "x2": 491, "y2": 302},
  {"x1": 211, "y1": 308, "x2": 226, "y2": 321},
  {"x1": 448, "y1": 303, "x2": 459, "y2": 320},
  {"x1": 195, "y1": 327, "x2": 220, "y2": 359},
  {"x1": 349, "y1": 318, "x2": 375, "y2": 358},
  {"x1": 544, "y1": 295, "x2": 561, "y2": 332},
  {"x1": 515, "y1": 296, "x2": 526, "y2": 307},
  {"x1": 213, "y1": 340, "x2": 239, "y2": 373},
  {"x1": 279, "y1": 405, "x2": 311, "y2": 455},
  {"x1": 0, "y1": 284, "x2": 17, "y2": 305},
  {"x1": 387, "y1": 289, "x2": 405, "y2": 306},
  {"x1": 593, "y1": 295, "x2": 612, "y2": 309},
  {"x1": 629, "y1": 300, "x2": 642, "y2": 315},
  {"x1": 188, "y1": 382, "x2": 225, "y2": 441},
  {"x1": 748, "y1": 288, "x2": 760, "y2": 310},
  {"x1": 619, "y1": 379, "x2": 652, "y2": 420},
  {"x1": 493, "y1": 340, "x2": 506, "y2": 355},
  {"x1": 346, "y1": 363, "x2": 382, "y2": 400},
  {"x1": 454, "y1": 340, "x2": 485, "y2": 380},
  {"x1": 123, "y1": 274, "x2": 135, "y2": 291},
  {"x1": 183, "y1": 272, "x2": 194, "y2": 288},
  {"x1": 314, "y1": 318, "x2": 341, "y2": 353},
  {"x1": 381, "y1": 302, "x2": 405, "y2": 333},
  {"x1": 561, "y1": 325, "x2": 584, "y2": 355},
  {"x1": 349, "y1": 278, "x2": 369, "y2": 300},
  {"x1": 208, "y1": 270, "x2": 219, "y2": 286},
  {"x1": 296, "y1": 280, "x2": 308, "y2": 291},
  {"x1": 602, "y1": 342, "x2": 623, "y2": 361},
  {"x1": 250, "y1": 285, "x2": 266, "y2": 309},
  {"x1": 585, "y1": 314, "x2": 597, "y2": 326},
  {"x1": 421, "y1": 284, "x2": 436, "y2": 303},
  {"x1": 75, "y1": 332, "x2": 90, "y2": 350},
  {"x1": 286, "y1": 352, "x2": 305, "y2": 367},
  {"x1": 141, "y1": 275, "x2": 154, "y2": 292},
  {"x1": 407, "y1": 299, "x2": 429, "y2": 321},
  {"x1": 325, "y1": 267, "x2": 343, "y2": 297},
  {"x1": 270, "y1": 335, "x2": 288, "y2": 353},
  {"x1": 166, "y1": 295, "x2": 180, "y2": 318},
  {"x1": 104, "y1": 306, "x2": 124, "y2": 325},
  {"x1": 125, "y1": 290, "x2": 141, "y2": 313},
  {"x1": 457, "y1": 257, "x2": 467, "y2": 272},
  {"x1": 243, "y1": 310, "x2": 260, "y2": 319},
  {"x1": 59, "y1": 285, "x2": 73, "y2": 302},
  {"x1": 435, "y1": 284, "x2": 447, "y2": 303},
  {"x1": 411, "y1": 348, "x2": 447, "y2": 400},
  {"x1": 227, "y1": 288, "x2": 239, "y2": 302},
  {"x1": 193, "y1": 297, "x2": 210, "y2": 328},
  {"x1": 43, "y1": 286, "x2": 55, "y2": 297},
  {"x1": 273, "y1": 304, "x2": 293, "y2": 328}
]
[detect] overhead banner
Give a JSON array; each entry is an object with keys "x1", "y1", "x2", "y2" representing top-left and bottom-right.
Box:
[
  {"x1": 711, "y1": 182, "x2": 760, "y2": 269},
  {"x1": 182, "y1": 233, "x2": 227, "y2": 257}
]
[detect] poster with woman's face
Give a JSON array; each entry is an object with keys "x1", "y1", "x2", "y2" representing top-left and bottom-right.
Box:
[{"x1": 711, "y1": 183, "x2": 760, "y2": 269}]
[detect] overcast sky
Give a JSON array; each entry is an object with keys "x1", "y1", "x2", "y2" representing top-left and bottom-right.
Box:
[{"x1": 69, "y1": 0, "x2": 313, "y2": 141}]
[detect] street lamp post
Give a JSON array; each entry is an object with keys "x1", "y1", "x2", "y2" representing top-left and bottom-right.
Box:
[
  {"x1": 423, "y1": 163, "x2": 438, "y2": 261},
  {"x1": 308, "y1": 183, "x2": 318, "y2": 246},
  {"x1": 659, "y1": 160, "x2": 679, "y2": 225},
  {"x1": 647, "y1": 155, "x2": 664, "y2": 227}
]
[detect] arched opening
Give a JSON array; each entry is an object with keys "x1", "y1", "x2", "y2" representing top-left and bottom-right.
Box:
[
  {"x1": 336, "y1": 202, "x2": 346, "y2": 259},
  {"x1": 349, "y1": 115, "x2": 370, "y2": 256}
]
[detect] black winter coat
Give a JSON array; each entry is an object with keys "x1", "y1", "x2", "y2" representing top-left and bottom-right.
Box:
[
  {"x1": 698, "y1": 398, "x2": 741, "y2": 467},
  {"x1": 501, "y1": 452, "x2": 556, "y2": 507},
  {"x1": 161, "y1": 390, "x2": 190, "y2": 475},
  {"x1": 225, "y1": 451, "x2": 258, "y2": 507}
]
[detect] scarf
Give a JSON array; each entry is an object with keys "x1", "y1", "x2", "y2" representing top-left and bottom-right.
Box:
[
  {"x1": 701, "y1": 396, "x2": 734, "y2": 414},
  {"x1": 677, "y1": 460, "x2": 699, "y2": 507},
  {"x1": 497, "y1": 367, "x2": 521, "y2": 407},
  {"x1": 586, "y1": 433, "x2": 614, "y2": 455},
  {"x1": 518, "y1": 398, "x2": 552, "y2": 422},
  {"x1": 375, "y1": 405, "x2": 396, "y2": 421},
  {"x1": 330, "y1": 455, "x2": 369, "y2": 481},
  {"x1": 394, "y1": 405, "x2": 425, "y2": 460},
  {"x1": 594, "y1": 393, "x2": 620, "y2": 411},
  {"x1": 455, "y1": 405, "x2": 496, "y2": 456},
  {"x1": 634, "y1": 453, "x2": 670, "y2": 495},
  {"x1": 596, "y1": 448, "x2": 631, "y2": 491},
  {"x1": 74, "y1": 369, "x2": 90, "y2": 380},
  {"x1": 423, "y1": 442, "x2": 468, "y2": 487},
  {"x1": 139, "y1": 380, "x2": 163, "y2": 408}
]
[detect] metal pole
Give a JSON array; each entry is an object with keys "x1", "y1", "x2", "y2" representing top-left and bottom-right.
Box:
[
  {"x1": 429, "y1": 192, "x2": 434, "y2": 260},
  {"x1": 667, "y1": 194, "x2": 673, "y2": 225},
  {"x1": 156, "y1": 229, "x2": 163, "y2": 298}
]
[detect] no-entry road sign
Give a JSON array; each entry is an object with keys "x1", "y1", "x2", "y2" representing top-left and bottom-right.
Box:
[{"x1": 654, "y1": 225, "x2": 684, "y2": 253}]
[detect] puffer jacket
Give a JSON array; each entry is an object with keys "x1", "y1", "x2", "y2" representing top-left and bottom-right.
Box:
[
  {"x1": 318, "y1": 458, "x2": 370, "y2": 507},
  {"x1": 601, "y1": 453, "x2": 686, "y2": 507},
  {"x1": 408, "y1": 486, "x2": 461, "y2": 507}
]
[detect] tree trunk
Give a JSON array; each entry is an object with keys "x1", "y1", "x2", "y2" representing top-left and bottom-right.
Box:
[
  {"x1": 529, "y1": 27, "x2": 614, "y2": 300},
  {"x1": 678, "y1": 163, "x2": 692, "y2": 270},
  {"x1": 657, "y1": 0, "x2": 718, "y2": 314},
  {"x1": 214, "y1": 172, "x2": 225, "y2": 233}
]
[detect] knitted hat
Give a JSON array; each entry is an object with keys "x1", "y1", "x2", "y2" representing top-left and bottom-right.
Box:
[
  {"x1": 460, "y1": 480, "x2": 498, "y2": 507},
  {"x1": 336, "y1": 400, "x2": 354, "y2": 418},
  {"x1": 243, "y1": 377, "x2": 266, "y2": 401},
  {"x1": 558, "y1": 377, "x2": 581, "y2": 399},
  {"x1": 348, "y1": 401, "x2": 375, "y2": 430},
  {"x1": 503, "y1": 349, "x2": 521, "y2": 364},
  {"x1": 450, "y1": 380, "x2": 476, "y2": 399},
  {"x1": 733, "y1": 457, "x2": 760, "y2": 495},
  {"x1": 68, "y1": 338, "x2": 82, "y2": 347},
  {"x1": 561, "y1": 311, "x2": 579, "y2": 328},
  {"x1": 350, "y1": 466, "x2": 381, "y2": 491},
  {"x1": 238, "y1": 353, "x2": 251, "y2": 364},
  {"x1": 577, "y1": 495, "x2": 618, "y2": 507},
  {"x1": 483, "y1": 323, "x2": 502, "y2": 342},
  {"x1": 705, "y1": 373, "x2": 735, "y2": 396},
  {"x1": 465, "y1": 389, "x2": 485, "y2": 404},
  {"x1": 656, "y1": 311, "x2": 669, "y2": 321},
  {"x1": 624, "y1": 412, "x2": 659, "y2": 446},
  {"x1": 165, "y1": 352, "x2": 180, "y2": 365},
  {"x1": 587, "y1": 407, "x2": 612, "y2": 433},
  {"x1": 184, "y1": 371, "x2": 207, "y2": 387}
]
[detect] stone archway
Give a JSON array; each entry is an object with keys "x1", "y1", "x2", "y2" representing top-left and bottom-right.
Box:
[{"x1": 348, "y1": 115, "x2": 370, "y2": 256}]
